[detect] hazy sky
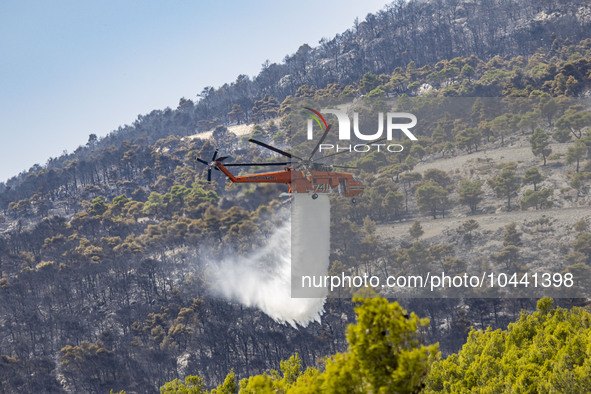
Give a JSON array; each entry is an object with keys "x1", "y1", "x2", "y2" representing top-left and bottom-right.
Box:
[{"x1": 0, "y1": 0, "x2": 388, "y2": 182}]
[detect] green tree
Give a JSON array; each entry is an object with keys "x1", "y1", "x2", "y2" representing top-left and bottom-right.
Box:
[
  {"x1": 88, "y1": 197, "x2": 108, "y2": 217},
  {"x1": 238, "y1": 355, "x2": 304, "y2": 393},
  {"x1": 556, "y1": 108, "x2": 591, "y2": 139},
  {"x1": 503, "y1": 222, "x2": 522, "y2": 247},
  {"x1": 529, "y1": 128, "x2": 552, "y2": 165},
  {"x1": 567, "y1": 139, "x2": 587, "y2": 172},
  {"x1": 540, "y1": 96, "x2": 563, "y2": 127},
  {"x1": 460, "y1": 64, "x2": 475, "y2": 81},
  {"x1": 410, "y1": 144, "x2": 426, "y2": 161},
  {"x1": 382, "y1": 191, "x2": 404, "y2": 220},
  {"x1": 61, "y1": 341, "x2": 119, "y2": 392},
  {"x1": 405, "y1": 61, "x2": 417, "y2": 80},
  {"x1": 404, "y1": 154, "x2": 418, "y2": 171},
  {"x1": 359, "y1": 72, "x2": 381, "y2": 94},
  {"x1": 163, "y1": 296, "x2": 437, "y2": 393},
  {"x1": 520, "y1": 189, "x2": 553, "y2": 210},
  {"x1": 489, "y1": 167, "x2": 521, "y2": 209},
  {"x1": 8, "y1": 198, "x2": 32, "y2": 218},
  {"x1": 425, "y1": 299, "x2": 591, "y2": 393},
  {"x1": 455, "y1": 127, "x2": 481, "y2": 153},
  {"x1": 456, "y1": 219, "x2": 479, "y2": 244},
  {"x1": 251, "y1": 95, "x2": 280, "y2": 122},
  {"x1": 570, "y1": 172, "x2": 585, "y2": 194},
  {"x1": 489, "y1": 114, "x2": 516, "y2": 146},
  {"x1": 553, "y1": 127, "x2": 572, "y2": 143},
  {"x1": 458, "y1": 179, "x2": 484, "y2": 213},
  {"x1": 160, "y1": 375, "x2": 205, "y2": 393},
  {"x1": 111, "y1": 194, "x2": 130, "y2": 216},
  {"x1": 211, "y1": 370, "x2": 239, "y2": 394},
  {"x1": 315, "y1": 295, "x2": 437, "y2": 393},
  {"x1": 228, "y1": 104, "x2": 245, "y2": 124},
  {"x1": 415, "y1": 182, "x2": 450, "y2": 219},
  {"x1": 493, "y1": 245, "x2": 520, "y2": 268},
  {"x1": 517, "y1": 109, "x2": 541, "y2": 134},
  {"x1": 522, "y1": 167, "x2": 543, "y2": 191},
  {"x1": 409, "y1": 221, "x2": 424, "y2": 239},
  {"x1": 423, "y1": 169, "x2": 453, "y2": 191},
  {"x1": 143, "y1": 192, "x2": 164, "y2": 217},
  {"x1": 294, "y1": 84, "x2": 316, "y2": 98}
]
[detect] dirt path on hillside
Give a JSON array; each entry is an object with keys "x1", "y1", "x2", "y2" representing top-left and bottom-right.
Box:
[
  {"x1": 377, "y1": 206, "x2": 591, "y2": 240},
  {"x1": 415, "y1": 140, "x2": 569, "y2": 174},
  {"x1": 184, "y1": 123, "x2": 260, "y2": 141}
]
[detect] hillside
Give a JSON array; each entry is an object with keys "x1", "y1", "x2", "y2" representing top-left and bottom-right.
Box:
[
  {"x1": 2, "y1": 0, "x2": 591, "y2": 194},
  {"x1": 1, "y1": 1, "x2": 591, "y2": 393}
]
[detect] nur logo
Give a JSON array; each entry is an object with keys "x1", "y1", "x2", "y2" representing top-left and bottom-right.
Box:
[{"x1": 304, "y1": 107, "x2": 418, "y2": 141}]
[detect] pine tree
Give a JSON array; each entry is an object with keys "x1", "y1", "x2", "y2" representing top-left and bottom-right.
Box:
[{"x1": 529, "y1": 128, "x2": 552, "y2": 165}]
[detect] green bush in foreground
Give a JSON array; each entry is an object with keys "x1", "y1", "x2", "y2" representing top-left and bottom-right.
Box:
[
  {"x1": 161, "y1": 295, "x2": 437, "y2": 393},
  {"x1": 424, "y1": 298, "x2": 591, "y2": 393},
  {"x1": 160, "y1": 297, "x2": 591, "y2": 393}
]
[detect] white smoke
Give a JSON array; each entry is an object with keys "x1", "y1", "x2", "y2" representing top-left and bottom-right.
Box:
[{"x1": 209, "y1": 194, "x2": 330, "y2": 327}]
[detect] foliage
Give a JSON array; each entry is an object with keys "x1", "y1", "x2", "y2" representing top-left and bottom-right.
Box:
[
  {"x1": 529, "y1": 128, "x2": 552, "y2": 165},
  {"x1": 89, "y1": 197, "x2": 108, "y2": 216},
  {"x1": 160, "y1": 295, "x2": 437, "y2": 393},
  {"x1": 211, "y1": 370, "x2": 239, "y2": 394},
  {"x1": 409, "y1": 221, "x2": 424, "y2": 239},
  {"x1": 458, "y1": 180, "x2": 484, "y2": 213},
  {"x1": 424, "y1": 299, "x2": 591, "y2": 393},
  {"x1": 503, "y1": 222, "x2": 522, "y2": 247},
  {"x1": 161, "y1": 375, "x2": 206, "y2": 394},
  {"x1": 415, "y1": 182, "x2": 450, "y2": 219},
  {"x1": 566, "y1": 139, "x2": 587, "y2": 172},
  {"x1": 455, "y1": 127, "x2": 481, "y2": 153},
  {"x1": 492, "y1": 244, "x2": 520, "y2": 268},
  {"x1": 522, "y1": 167, "x2": 543, "y2": 191},
  {"x1": 489, "y1": 166, "x2": 521, "y2": 209},
  {"x1": 520, "y1": 188, "x2": 553, "y2": 210},
  {"x1": 456, "y1": 219, "x2": 480, "y2": 245},
  {"x1": 1, "y1": 6, "x2": 591, "y2": 392},
  {"x1": 556, "y1": 107, "x2": 591, "y2": 139}
]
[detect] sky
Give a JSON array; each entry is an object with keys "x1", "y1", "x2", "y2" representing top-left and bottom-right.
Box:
[{"x1": 0, "y1": 0, "x2": 389, "y2": 183}]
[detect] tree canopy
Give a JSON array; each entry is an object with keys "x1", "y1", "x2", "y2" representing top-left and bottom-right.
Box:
[{"x1": 424, "y1": 298, "x2": 591, "y2": 393}]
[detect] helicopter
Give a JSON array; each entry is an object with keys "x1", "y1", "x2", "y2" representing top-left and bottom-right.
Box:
[{"x1": 196, "y1": 124, "x2": 383, "y2": 202}]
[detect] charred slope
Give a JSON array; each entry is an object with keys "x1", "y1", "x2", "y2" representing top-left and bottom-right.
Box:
[{"x1": 3, "y1": 0, "x2": 591, "y2": 195}]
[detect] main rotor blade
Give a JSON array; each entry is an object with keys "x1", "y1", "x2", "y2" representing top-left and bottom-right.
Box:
[
  {"x1": 308, "y1": 124, "x2": 332, "y2": 161},
  {"x1": 196, "y1": 158, "x2": 209, "y2": 165},
  {"x1": 322, "y1": 136, "x2": 388, "y2": 159},
  {"x1": 248, "y1": 138, "x2": 304, "y2": 161},
  {"x1": 207, "y1": 168, "x2": 212, "y2": 182},
  {"x1": 331, "y1": 165, "x2": 359, "y2": 169},
  {"x1": 222, "y1": 162, "x2": 291, "y2": 167},
  {"x1": 211, "y1": 149, "x2": 218, "y2": 161}
]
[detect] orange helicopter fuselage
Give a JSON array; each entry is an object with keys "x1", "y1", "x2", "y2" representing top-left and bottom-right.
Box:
[{"x1": 215, "y1": 163, "x2": 364, "y2": 197}]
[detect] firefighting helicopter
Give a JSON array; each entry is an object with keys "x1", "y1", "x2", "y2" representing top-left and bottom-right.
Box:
[{"x1": 196, "y1": 123, "x2": 382, "y2": 202}]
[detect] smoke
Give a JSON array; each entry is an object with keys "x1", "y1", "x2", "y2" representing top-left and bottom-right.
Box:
[{"x1": 209, "y1": 194, "x2": 330, "y2": 327}]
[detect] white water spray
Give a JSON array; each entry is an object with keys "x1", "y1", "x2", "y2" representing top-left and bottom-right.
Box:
[{"x1": 210, "y1": 194, "x2": 331, "y2": 327}]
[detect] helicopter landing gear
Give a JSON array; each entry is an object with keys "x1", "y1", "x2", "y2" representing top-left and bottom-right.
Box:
[
  {"x1": 312, "y1": 193, "x2": 318, "y2": 200},
  {"x1": 351, "y1": 198, "x2": 357, "y2": 204}
]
